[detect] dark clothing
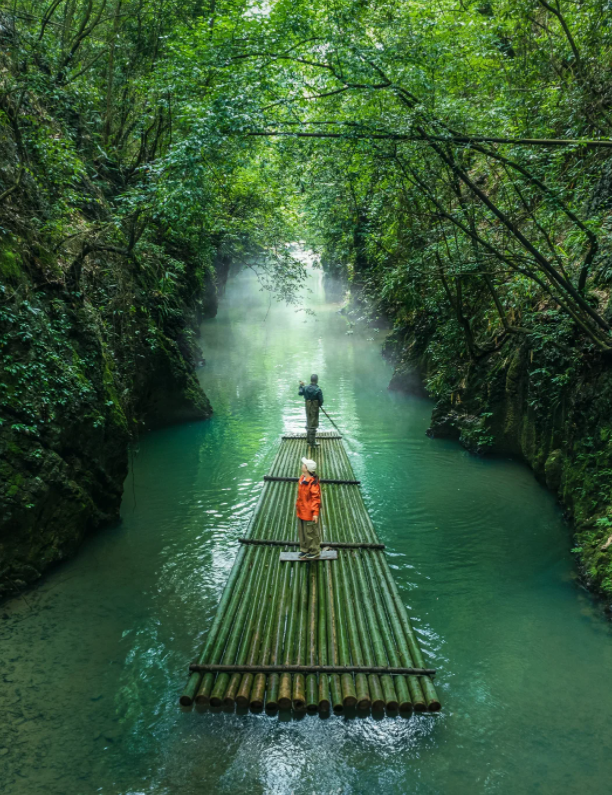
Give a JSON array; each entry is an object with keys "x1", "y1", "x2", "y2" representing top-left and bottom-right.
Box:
[
  {"x1": 299, "y1": 382, "x2": 323, "y2": 446},
  {"x1": 298, "y1": 518, "x2": 321, "y2": 555},
  {"x1": 305, "y1": 400, "x2": 319, "y2": 446},
  {"x1": 298, "y1": 383, "x2": 324, "y2": 406},
  {"x1": 305, "y1": 399, "x2": 319, "y2": 427}
]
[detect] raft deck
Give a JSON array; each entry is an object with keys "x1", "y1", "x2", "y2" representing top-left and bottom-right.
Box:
[{"x1": 180, "y1": 431, "x2": 441, "y2": 715}]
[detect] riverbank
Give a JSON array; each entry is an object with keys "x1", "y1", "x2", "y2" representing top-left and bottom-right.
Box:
[
  {"x1": 375, "y1": 316, "x2": 612, "y2": 606},
  {"x1": 0, "y1": 248, "x2": 225, "y2": 598},
  {"x1": 0, "y1": 11, "x2": 238, "y2": 598}
]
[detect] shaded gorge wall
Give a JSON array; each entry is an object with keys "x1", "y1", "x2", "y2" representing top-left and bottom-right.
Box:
[
  {"x1": 0, "y1": 254, "x2": 228, "y2": 598},
  {"x1": 381, "y1": 322, "x2": 612, "y2": 606}
]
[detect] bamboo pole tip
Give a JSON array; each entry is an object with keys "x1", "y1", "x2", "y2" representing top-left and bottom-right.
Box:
[
  {"x1": 292, "y1": 698, "x2": 306, "y2": 711},
  {"x1": 318, "y1": 699, "x2": 331, "y2": 712},
  {"x1": 250, "y1": 698, "x2": 265, "y2": 710},
  {"x1": 179, "y1": 695, "x2": 194, "y2": 707},
  {"x1": 413, "y1": 702, "x2": 427, "y2": 712},
  {"x1": 235, "y1": 696, "x2": 249, "y2": 708},
  {"x1": 385, "y1": 699, "x2": 400, "y2": 711},
  {"x1": 278, "y1": 697, "x2": 292, "y2": 710},
  {"x1": 306, "y1": 704, "x2": 319, "y2": 714},
  {"x1": 399, "y1": 700, "x2": 413, "y2": 713},
  {"x1": 357, "y1": 698, "x2": 372, "y2": 711},
  {"x1": 342, "y1": 696, "x2": 357, "y2": 708},
  {"x1": 332, "y1": 704, "x2": 344, "y2": 715},
  {"x1": 427, "y1": 700, "x2": 442, "y2": 712},
  {"x1": 209, "y1": 696, "x2": 223, "y2": 707},
  {"x1": 194, "y1": 694, "x2": 210, "y2": 706},
  {"x1": 371, "y1": 699, "x2": 385, "y2": 712},
  {"x1": 223, "y1": 697, "x2": 236, "y2": 708}
]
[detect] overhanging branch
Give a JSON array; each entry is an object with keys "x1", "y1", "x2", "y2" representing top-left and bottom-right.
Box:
[{"x1": 247, "y1": 129, "x2": 612, "y2": 149}]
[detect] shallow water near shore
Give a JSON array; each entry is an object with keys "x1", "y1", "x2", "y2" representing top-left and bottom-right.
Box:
[{"x1": 2, "y1": 266, "x2": 612, "y2": 795}]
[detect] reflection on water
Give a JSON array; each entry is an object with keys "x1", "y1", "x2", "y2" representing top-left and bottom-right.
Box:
[{"x1": 2, "y1": 267, "x2": 612, "y2": 794}]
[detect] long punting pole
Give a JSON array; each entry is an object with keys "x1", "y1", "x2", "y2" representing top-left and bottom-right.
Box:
[{"x1": 180, "y1": 431, "x2": 441, "y2": 716}]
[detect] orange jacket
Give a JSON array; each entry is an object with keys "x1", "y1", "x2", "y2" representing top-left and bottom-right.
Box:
[{"x1": 296, "y1": 475, "x2": 321, "y2": 521}]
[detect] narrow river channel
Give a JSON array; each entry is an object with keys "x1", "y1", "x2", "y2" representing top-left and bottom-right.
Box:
[{"x1": 2, "y1": 266, "x2": 612, "y2": 795}]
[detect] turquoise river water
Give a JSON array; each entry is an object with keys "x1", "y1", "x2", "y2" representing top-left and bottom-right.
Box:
[{"x1": 2, "y1": 266, "x2": 612, "y2": 795}]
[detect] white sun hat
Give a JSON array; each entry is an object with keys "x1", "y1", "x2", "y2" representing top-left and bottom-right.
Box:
[{"x1": 301, "y1": 457, "x2": 317, "y2": 473}]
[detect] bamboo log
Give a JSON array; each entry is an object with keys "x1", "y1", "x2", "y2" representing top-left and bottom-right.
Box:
[
  {"x1": 263, "y1": 476, "x2": 361, "y2": 485},
  {"x1": 264, "y1": 552, "x2": 292, "y2": 710},
  {"x1": 361, "y1": 556, "x2": 412, "y2": 712},
  {"x1": 249, "y1": 552, "x2": 284, "y2": 709},
  {"x1": 278, "y1": 561, "x2": 301, "y2": 709},
  {"x1": 345, "y1": 553, "x2": 386, "y2": 711},
  {"x1": 221, "y1": 484, "x2": 288, "y2": 706},
  {"x1": 352, "y1": 552, "x2": 399, "y2": 710},
  {"x1": 184, "y1": 544, "x2": 254, "y2": 706},
  {"x1": 222, "y1": 585, "x2": 261, "y2": 707},
  {"x1": 235, "y1": 548, "x2": 277, "y2": 707},
  {"x1": 373, "y1": 553, "x2": 441, "y2": 711},
  {"x1": 282, "y1": 434, "x2": 342, "y2": 440},
  {"x1": 207, "y1": 556, "x2": 259, "y2": 706},
  {"x1": 217, "y1": 548, "x2": 269, "y2": 706},
  {"x1": 325, "y1": 482, "x2": 383, "y2": 710},
  {"x1": 249, "y1": 475, "x2": 296, "y2": 707},
  {"x1": 325, "y1": 561, "x2": 344, "y2": 713},
  {"x1": 272, "y1": 473, "x2": 302, "y2": 710},
  {"x1": 192, "y1": 663, "x2": 436, "y2": 676},
  {"x1": 180, "y1": 529, "x2": 257, "y2": 707},
  {"x1": 317, "y1": 562, "x2": 331, "y2": 712},
  {"x1": 292, "y1": 563, "x2": 309, "y2": 710},
  {"x1": 341, "y1": 489, "x2": 405, "y2": 709},
  {"x1": 334, "y1": 486, "x2": 412, "y2": 712},
  {"x1": 326, "y1": 525, "x2": 357, "y2": 709},
  {"x1": 238, "y1": 538, "x2": 385, "y2": 550},
  {"x1": 366, "y1": 551, "x2": 425, "y2": 710},
  {"x1": 337, "y1": 554, "x2": 371, "y2": 710},
  {"x1": 306, "y1": 563, "x2": 319, "y2": 712},
  {"x1": 341, "y1": 475, "x2": 439, "y2": 711}
]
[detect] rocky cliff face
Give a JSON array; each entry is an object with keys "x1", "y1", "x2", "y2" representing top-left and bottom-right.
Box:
[
  {"x1": 0, "y1": 253, "x2": 226, "y2": 598},
  {"x1": 386, "y1": 329, "x2": 612, "y2": 603}
]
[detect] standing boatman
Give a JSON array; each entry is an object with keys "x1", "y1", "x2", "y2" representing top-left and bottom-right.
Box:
[{"x1": 298, "y1": 374, "x2": 323, "y2": 448}]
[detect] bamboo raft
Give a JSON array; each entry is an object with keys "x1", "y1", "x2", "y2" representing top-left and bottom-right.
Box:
[{"x1": 180, "y1": 430, "x2": 441, "y2": 715}]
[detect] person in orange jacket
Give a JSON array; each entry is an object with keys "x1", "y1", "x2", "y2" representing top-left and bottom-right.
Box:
[{"x1": 296, "y1": 456, "x2": 321, "y2": 560}]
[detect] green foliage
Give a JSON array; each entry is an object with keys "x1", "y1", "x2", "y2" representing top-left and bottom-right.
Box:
[
  {"x1": 0, "y1": 295, "x2": 98, "y2": 433},
  {"x1": 0, "y1": 247, "x2": 21, "y2": 282},
  {"x1": 3, "y1": 0, "x2": 612, "y2": 595}
]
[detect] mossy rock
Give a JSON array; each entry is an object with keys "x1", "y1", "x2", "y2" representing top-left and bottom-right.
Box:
[
  {"x1": 544, "y1": 449, "x2": 565, "y2": 493},
  {"x1": 0, "y1": 246, "x2": 22, "y2": 283}
]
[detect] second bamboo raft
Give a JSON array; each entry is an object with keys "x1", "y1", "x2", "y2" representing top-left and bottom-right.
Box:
[{"x1": 181, "y1": 431, "x2": 441, "y2": 716}]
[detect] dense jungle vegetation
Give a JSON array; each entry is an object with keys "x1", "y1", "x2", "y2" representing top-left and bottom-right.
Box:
[{"x1": 3, "y1": 0, "x2": 612, "y2": 599}]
